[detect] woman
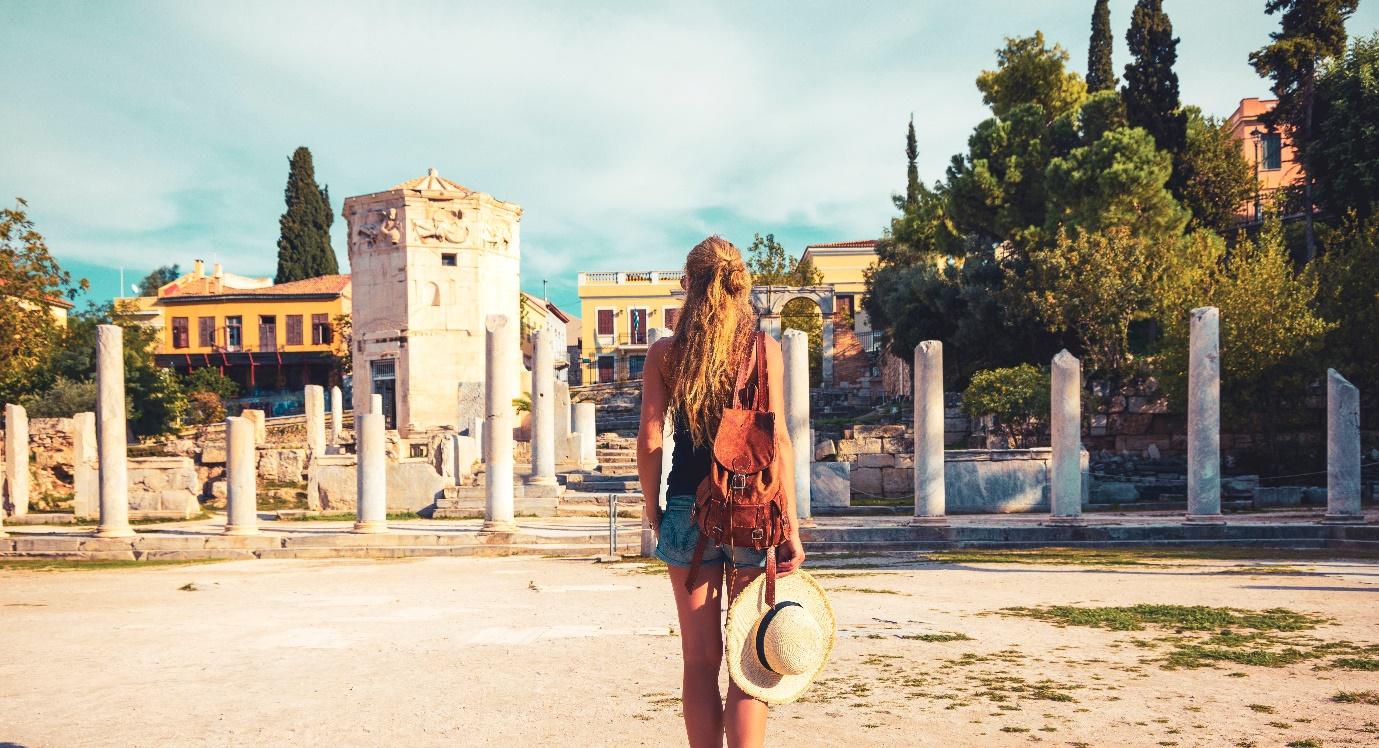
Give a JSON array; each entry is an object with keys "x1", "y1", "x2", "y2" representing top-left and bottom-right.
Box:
[{"x1": 636, "y1": 236, "x2": 806, "y2": 748}]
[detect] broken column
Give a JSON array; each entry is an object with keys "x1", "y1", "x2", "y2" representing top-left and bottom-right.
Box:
[
  {"x1": 554, "y1": 381, "x2": 574, "y2": 463},
  {"x1": 304, "y1": 385, "x2": 326, "y2": 457},
  {"x1": 353, "y1": 412, "x2": 387, "y2": 533},
  {"x1": 330, "y1": 385, "x2": 343, "y2": 445},
  {"x1": 1324, "y1": 369, "x2": 1363, "y2": 523},
  {"x1": 3, "y1": 403, "x2": 28, "y2": 517},
  {"x1": 224, "y1": 415, "x2": 259, "y2": 535},
  {"x1": 371, "y1": 393, "x2": 384, "y2": 416},
  {"x1": 528, "y1": 329, "x2": 557, "y2": 486},
  {"x1": 241, "y1": 408, "x2": 266, "y2": 445},
  {"x1": 783, "y1": 329, "x2": 813, "y2": 527},
  {"x1": 72, "y1": 412, "x2": 98, "y2": 519},
  {"x1": 95, "y1": 324, "x2": 133, "y2": 538},
  {"x1": 912, "y1": 340, "x2": 946, "y2": 525},
  {"x1": 575, "y1": 402, "x2": 597, "y2": 470},
  {"x1": 1049, "y1": 350, "x2": 1083, "y2": 524},
  {"x1": 1186, "y1": 307, "x2": 1224, "y2": 524},
  {"x1": 483, "y1": 314, "x2": 516, "y2": 531}
]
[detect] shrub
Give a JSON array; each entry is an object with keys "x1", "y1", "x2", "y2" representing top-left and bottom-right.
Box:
[
  {"x1": 961, "y1": 364, "x2": 1050, "y2": 448},
  {"x1": 21, "y1": 377, "x2": 97, "y2": 418}
]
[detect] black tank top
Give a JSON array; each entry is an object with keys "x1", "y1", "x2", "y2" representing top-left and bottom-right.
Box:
[{"x1": 666, "y1": 408, "x2": 712, "y2": 498}]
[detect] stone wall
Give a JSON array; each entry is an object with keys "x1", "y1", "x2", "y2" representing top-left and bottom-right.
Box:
[
  {"x1": 127, "y1": 456, "x2": 201, "y2": 518},
  {"x1": 0, "y1": 418, "x2": 78, "y2": 511},
  {"x1": 307, "y1": 455, "x2": 446, "y2": 513}
]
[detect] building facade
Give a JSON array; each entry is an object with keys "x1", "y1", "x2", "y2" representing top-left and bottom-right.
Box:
[
  {"x1": 1226, "y1": 98, "x2": 1304, "y2": 222},
  {"x1": 575, "y1": 239, "x2": 882, "y2": 387},
  {"x1": 150, "y1": 260, "x2": 351, "y2": 416},
  {"x1": 343, "y1": 169, "x2": 522, "y2": 436},
  {"x1": 519, "y1": 291, "x2": 573, "y2": 383}
]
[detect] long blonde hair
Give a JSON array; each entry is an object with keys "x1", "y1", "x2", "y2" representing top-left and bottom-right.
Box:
[{"x1": 668, "y1": 236, "x2": 756, "y2": 447}]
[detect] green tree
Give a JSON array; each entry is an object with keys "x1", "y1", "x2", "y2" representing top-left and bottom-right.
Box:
[
  {"x1": 1250, "y1": 0, "x2": 1359, "y2": 261},
  {"x1": 745, "y1": 233, "x2": 822, "y2": 285},
  {"x1": 946, "y1": 104, "x2": 1057, "y2": 246},
  {"x1": 1044, "y1": 126, "x2": 1189, "y2": 240},
  {"x1": 275, "y1": 146, "x2": 338, "y2": 283},
  {"x1": 182, "y1": 366, "x2": 239, "y2": 401},
  {"x1": 961, "y1": 364, "x2": 1051, "y2": 448},
  {"x1": 0, "y1": 199, "x2": 86, "y2": 405},
  {"x1": 976, "y1": 33, "x2": 1087, "y2": 124},
  {"x1": 136, "y1": 264, "x2": 180, "y2": 297},
  {"x1": 1087, "y1": 0, "x2": 1117, "y2": 93},
  {"x1": 1157, "y1": 217, "x2": 1331, "y2": 456},
  {"x1": 904, "y1": 115, "x2": 921, "y2": 209},
  {"x1": 1178, "y1": 107, "x2": 1257, "y2": 236},
  {"x1": 1317, "y1": 213, "x2": 1379, "y2": 417},
  {"x1": 781, "y1": 297, "x2": 823, "y2": 386},
  {"x1": 1309, "y1": 33, "x2": 1379, "y2": 222},
  {"x1": 1122, "y1": 0, "x2": 1187, "y2": 183}
]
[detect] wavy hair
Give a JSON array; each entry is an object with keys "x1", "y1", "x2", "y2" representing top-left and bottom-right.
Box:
[{"x1": 668, "y1": 236, "x2": 756, "y2": 447}]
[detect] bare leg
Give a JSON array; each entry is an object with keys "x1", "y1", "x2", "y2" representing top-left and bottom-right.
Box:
[
  {"x1": 723, "y1": 566, "x2": 768, "y2": 748},
  {"x1": 668, "y1": 562, "x2": 726, "y2": 748}
]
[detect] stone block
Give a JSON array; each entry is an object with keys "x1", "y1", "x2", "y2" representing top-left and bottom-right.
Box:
[
  {"x1": 1253, "y1": 486, "x2": 1304, "y2": 508},
  {"x1": 855, "y1": 453, "x2": 894, "y2": 469},
  {"x1": 881, "y1": 467, "x2": 912, "y2": 497},
  {"x1": 851, "y1": 466, "x2": 883, "y2": 497},
  {"x1": 200, "y1": 439, "x2": 226, "y2": 465},
  {"x1": 307, "y1": 457, "x2": 446, "y2": 513},
  {"x1": 854, "y1": 424, "x2": 906, "y2": 439},
  {"x1": 943, "y1": 449, "x2": 1051, "y2": 513},
  {"x1": 813, "y1": 440, "x2": 837, "y2": 462},
  {"x1": 257, "y1": 449, "x2": 307, "y2": 484},
  {"x1": 810, "y1": 462, "x2": 849, "y2": 508},
  {"x1": 852, "y1": 438, "x2": 882, "y2": 454},
  {"x1": 1302, "y1": 486, "x2": 1328, "y2": 505},
  {"x1": 895, "y1": 454, "x2": 914, "y2": 469},
  {"x1": 881, "y1": 436, "x2": 913, "y2": 454},
  {"x1": 1090, "y1": 481, "x2": 1140, "y2": 503}
]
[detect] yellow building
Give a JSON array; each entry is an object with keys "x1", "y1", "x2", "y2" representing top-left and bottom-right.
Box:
[
  {"x1": 575, "y1": 240, "x2": 880, "y2": 385},
  {"x1": 151, "y1": 260, "x2": 351, "y2": 415}
]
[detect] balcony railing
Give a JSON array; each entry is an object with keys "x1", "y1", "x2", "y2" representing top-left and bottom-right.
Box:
[
  {"x1": 590, "y1": 333, "x2": 654, "y2": 348},
  {"x1": 579, "y1": 271, "x2": 684, "y2": 286}
]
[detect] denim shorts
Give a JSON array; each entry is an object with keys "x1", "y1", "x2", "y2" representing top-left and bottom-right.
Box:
[{"x1": 655, "y1": 494, "x2": 768, "y2": 569}]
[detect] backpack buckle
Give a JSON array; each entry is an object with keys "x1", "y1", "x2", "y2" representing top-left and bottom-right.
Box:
[
  {"x1": 730, "y1": 473, "x2": 747, "y2": 491},
  {"x1": 751, "y1": 528, "x2": 764, "y2": 541}
]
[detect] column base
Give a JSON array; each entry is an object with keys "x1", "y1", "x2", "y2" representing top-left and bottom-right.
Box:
[
  {"x1": 526, "y1": 475, "x2": 558, "y2": 487},
  {"x1": 1320, "y1": 513, "x2": 1367, "y2": 525},
  {"x1": 352, "y1": 520, "x2": 389, "y2": 534},
  {"x1": 480, "y1": 520, "x2": 517, "y2": 533},
  {"x1": 223, "y1": 526, "x2": 261, "y2": 536},
  {"x1": 579, "y1": 462, "x2": 600, "y2": 471},
  {"x1": 1044, "y1": 515, "x2": 1085, "y2": 526},
  {"x1": 1184, "y1": 513, "x2": 1227, "y2": 525},
  {"x1": 910, "y1": 516, "x2": 949, "y2": 526},
  {"x1": 94, "y1": 525, "x2": 135, "y2": 538}
]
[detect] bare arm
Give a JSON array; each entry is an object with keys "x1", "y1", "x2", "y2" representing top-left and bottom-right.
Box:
[{"x1": 636, "y1": 337, "x2": 673, "y2": 529}]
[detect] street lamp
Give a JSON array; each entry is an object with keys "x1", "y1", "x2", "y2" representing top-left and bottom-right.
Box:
[{"x1": 1250, "y1": 127, "x2": 1263, "y2": 223}]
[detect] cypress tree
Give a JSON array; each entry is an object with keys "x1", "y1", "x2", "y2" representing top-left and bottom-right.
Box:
[
  {"x1": 905, "y1": 115, "x2": 920, "y2": 209},
  {"x1": 275, "y1": 147, "x2": 337, "y2": 284},
  {"x1": 1087, "y1": 0, "x2": 1116, "y2": 92},
  {"x1": 1122, "y1": 0, "x2": 1187, "y2": 174},
  {"x1": 1250, "y1": 0, "x2": 1359, "y2": 262}
]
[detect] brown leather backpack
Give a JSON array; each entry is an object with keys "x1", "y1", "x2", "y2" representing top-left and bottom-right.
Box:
[{"x1": 685, "y1": 331, "x2": 792, "y2": 605}]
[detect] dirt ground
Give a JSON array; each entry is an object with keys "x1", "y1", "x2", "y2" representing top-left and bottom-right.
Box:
[{"x1": 1, "y1": 552, "x2": 1377, "y2": 747}]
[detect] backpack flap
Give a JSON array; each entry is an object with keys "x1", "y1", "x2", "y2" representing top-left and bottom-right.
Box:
[{"x1": 713, "y1": 407, "x2": 776, "y2": 474}]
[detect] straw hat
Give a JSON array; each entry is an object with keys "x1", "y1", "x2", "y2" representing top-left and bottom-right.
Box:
[{"x1": 725, "y1": 569, "x2": 836, "y2": 705}]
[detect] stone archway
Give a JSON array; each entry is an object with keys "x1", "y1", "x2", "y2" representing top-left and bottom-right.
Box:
[{"x1": 749, "y1": 285, "x2": 835, "y2": 384}]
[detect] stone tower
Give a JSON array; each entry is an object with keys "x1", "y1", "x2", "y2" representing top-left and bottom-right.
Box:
[{"x1": 344, "y1": 169, "x2": 522, "y2": 437}]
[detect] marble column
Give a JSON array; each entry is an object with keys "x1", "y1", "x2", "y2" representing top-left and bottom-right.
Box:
[
  {"x1": 783, "y1": 329, "x2": 814, "y2": 527},
  {"x1": 528, "y1": 329, "x2": 557, "y2": 486},
  {"x1": 1186, "y1": 307, "x2": 1224, "y2": 524},
  {"x1": 759, "y1": 314, "x2": 783, "y2": 341},
  {"x1": 1049, "y1": 350, "x2": 1083, "y2": 524},
  {"x1": 1324, "y1": 369, "x2": 1364, "y2": 523},
  {"x1": 645, "y1": 327, "x2": 673, "y2": 556},
  {"x1": 304, "y1": 385, "x2": 326, "y2": 457},
  {"x1": 554, "y1": 381, "x2": 573, "y2": 463},
  {"x1": 224, "y1": 415, "x2": 259, "y2": 535},
  {"x1": 241, "y1": 408, "x2": 266, "y2": 445},
  {"x1": 575, "y1": 402, "x2": 597, "y2": 470},
  {"x1": 72, "y1": 412, "x2": 98, "y2": 520},
  {"x1": 454, "y1": 434, "x2": 478, "y2": 485},
  {"x1": 330, "y1": 385, "x2": 343, "y2": 445},
  {"x1": 95, "y1": 324, "x2": 133, "y2": 538},
  {"x1": 912, "y1": 340, "x2": 946, "y2": 525},
  {"x1": 354, "y1": 412, "x2": 387, "y2": 533},
  {"x1": 3, "y1": 403, "x2": 29, "y2": 517},
  {"x1": 483, "y1": 314, "x2": 516, "y2": 531},
  {"x1": 371, "y1": 393, "x2": 384, "y2": 416}
]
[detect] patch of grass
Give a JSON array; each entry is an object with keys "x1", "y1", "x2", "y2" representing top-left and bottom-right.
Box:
[
  {"x1": 1267, "y1": 721, "x2": 1292, "y2": 729},
  {"x1": 0, "y1": 558, "x2": 225, "y2": 572},
  {"x1": 611, "y1": 558, "x2": 668, "y2": 576},
  {"x1": 925, "y1": 546, "x2": 1379, "y2": 565},
  {"x1": 278, "y1": 511, "x2": 424, "y2": 522},
  {"x1": 1246, "y1": 704, "x2": 1275, "y2": 714},
  {"x1": 900, "y1": 632, "x2": 974, "y2": 642},
  {"x1": 1286, "y1": 740, "x2": 1322, "y2": 748},
  {"x1": 1333, "y1": 691, "x2": 1379, "y2": 705},
  {"x1": 1333, "y1": 657, "x2": 1379, "y2": 670},
  {"x1": 999, "y1": 726, "x2": 1029, "y2": 733},
  {"x1": 1002, "y1": 604, "x2": 1323, "y2": 633},
  {"x1": 827, "y1": 586, "x2": 902, "y2": 595}
]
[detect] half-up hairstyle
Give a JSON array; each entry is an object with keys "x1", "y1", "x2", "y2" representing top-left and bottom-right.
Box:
[{"x1": 668, "y1": 236, "x2": 756, "y2": 447}]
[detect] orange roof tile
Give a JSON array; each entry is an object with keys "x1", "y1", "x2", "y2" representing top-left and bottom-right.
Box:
[
  {"x1": 161, "y1": 274, "x2": 350, "y2": 300},
  {"x1": 804, "y1": 239, "x2": 879, "y2": 250}
]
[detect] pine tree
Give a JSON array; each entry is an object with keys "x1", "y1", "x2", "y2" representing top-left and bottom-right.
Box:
[
  {"x1": 905, "y1": 115, "x2": 921, "y2": 209},
  {"x1": 275, "y1": 147, "x2": 337, "y2": 284},
  {"x1": 1250, "y1": 0, "x2": 1359, "y2": 261},
  {"x1": 1087, "y1": 0, "x2": 1116, "y2": 92},
  {"x1": 1122, "y1": 0, "x2": 1187, "y2": 176}
]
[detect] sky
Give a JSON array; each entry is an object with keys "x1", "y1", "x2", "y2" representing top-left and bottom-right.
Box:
[{"x1": 3, "y1": 1, "x2": 1376, "y2": 314}]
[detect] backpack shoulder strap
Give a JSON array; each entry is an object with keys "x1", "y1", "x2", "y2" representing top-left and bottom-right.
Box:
[
  {"x1": 733, "y1": 330, "x2": 762, "y2": 408},
  {"x1": 752, "y1": 331, "x2": 768, "y2": 412}
]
